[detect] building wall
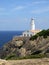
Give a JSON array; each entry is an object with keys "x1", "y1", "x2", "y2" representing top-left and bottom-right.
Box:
[{"x1": 22, "y1": 31, "x2": 34, "y2": 37}]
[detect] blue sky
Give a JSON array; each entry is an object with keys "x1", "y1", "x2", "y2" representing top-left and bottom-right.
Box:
[{"x1": 0, "y1": 0, "x2": 49, "y2": 31}]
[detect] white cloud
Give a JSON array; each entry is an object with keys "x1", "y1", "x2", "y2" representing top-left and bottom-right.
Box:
[
  {"x1": 11, "y1": 6, "x2": 25, "y2": 12},
  {"x1": 26, "y1": 1, "x2": 48, "y2": 6},
  {"x1": 0, "y1": 1, "x2": 48, "y2": 15},
  {"x1": 7, "y1": 1, "x2": 48, "y2": 13},
  {"x1": 31, "y1": 6, "x2": 49, "y2": 14},
  {"x1": 33, "y1": 1, "x2": 47, "y2": 4},
  {"x1": 14, "y1": 6, "x2": 24, "y2": 10}
]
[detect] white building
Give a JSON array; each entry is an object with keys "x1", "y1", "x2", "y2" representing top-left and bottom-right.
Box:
[
  {"x1": 23, "y1": 31, "x2": 34, "y2": 37},
  {"x1": 23, "y1": 18, "x2": 41, "y2": 37}
]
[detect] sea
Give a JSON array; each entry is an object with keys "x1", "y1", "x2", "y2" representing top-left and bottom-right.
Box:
[{"x1": 0, "y1": 31, "x2": 23, "y2": 48}]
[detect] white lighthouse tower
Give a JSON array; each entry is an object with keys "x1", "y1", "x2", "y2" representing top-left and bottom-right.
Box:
[
  {"x1": 22, "y1": 18, "x2": 41, "y2": 37},
  {"x1": 31, "y1": 18, "x2": 35, "y2": 30}
]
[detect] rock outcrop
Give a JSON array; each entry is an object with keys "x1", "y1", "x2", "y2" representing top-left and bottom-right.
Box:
[
  {"x1": 0, "y1": 29, "x2": 49, "y2": 59},
  {"x1": 0, "y1": 35, "x2": 49, "y2": 59}
]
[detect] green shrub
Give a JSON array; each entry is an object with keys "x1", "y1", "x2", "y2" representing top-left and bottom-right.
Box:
[
  {"x1": 5, "y1": 54, "x2": 46, "y2": 60},
  {"x1": 30, "y1": 34, "x2": 38, "y2": 40},
  {"x1": 5, "y1": 54, "x2": 17, "y2": 60},
  {"x1": 30, "y1": 29, "x2": 49, "y2": 40}
]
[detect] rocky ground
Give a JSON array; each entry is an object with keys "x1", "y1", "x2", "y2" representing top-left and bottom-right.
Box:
[{"x1": 0, "y1": 58, "x2": 49, "y2": 65}]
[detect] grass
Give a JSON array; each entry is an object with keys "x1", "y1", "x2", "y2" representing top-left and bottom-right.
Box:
[{"x1": 5, "y1": 54, "x2": 46, "y2": 60}]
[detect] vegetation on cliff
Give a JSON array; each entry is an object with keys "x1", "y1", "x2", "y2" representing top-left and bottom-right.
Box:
[
  {"x1": 5, "y1": 54, "x2": 46, "y2": 60},
  {"x1": 30, "y1": 29, "x2": 49, "y2": 40}
]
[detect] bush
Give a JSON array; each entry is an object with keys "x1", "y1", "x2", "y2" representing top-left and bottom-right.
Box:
[
  {"x1": 5, "y1": 54, "x2": 46, "y2": 60},
  {"x1": 30, "y1": 34, "x2": 38, "y2": 40},
  {"x1": 30, "y1": 29, "x2": 49, "y2": 40},
  {"x1": 5, "y1": 54, "x2": 17, "y2": 60},
  {"x1": 19, "y1": 54, "x2": 46, "y2": 59}
]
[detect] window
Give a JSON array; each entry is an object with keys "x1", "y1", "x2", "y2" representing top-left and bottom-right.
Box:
[
  {"x1": 30, "y1": 34, "x2": 32, "y2": 37},
  {"x1": 27, "y1": 34, "x2": 29, "y2": 37},
  {"x1": 24, "y1": 34, "x2": 26, "y2": 37}
]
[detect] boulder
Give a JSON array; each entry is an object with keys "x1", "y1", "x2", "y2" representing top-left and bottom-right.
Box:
[{"x1": 19, "y1": 48, "x2": 26, "y2": 57}]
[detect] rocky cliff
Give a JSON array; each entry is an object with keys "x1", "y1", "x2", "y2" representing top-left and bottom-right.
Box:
[{"x1": 0, "y1": 29, "x2": 49, "y2": 59}]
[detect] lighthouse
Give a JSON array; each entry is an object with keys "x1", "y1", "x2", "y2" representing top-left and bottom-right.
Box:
[
  {"x1": 31, "y1": 18, "x2": 35, "y2": 30},
  {"x1": 22, "y1": 18, "x2": 41, "y2": 37}
]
